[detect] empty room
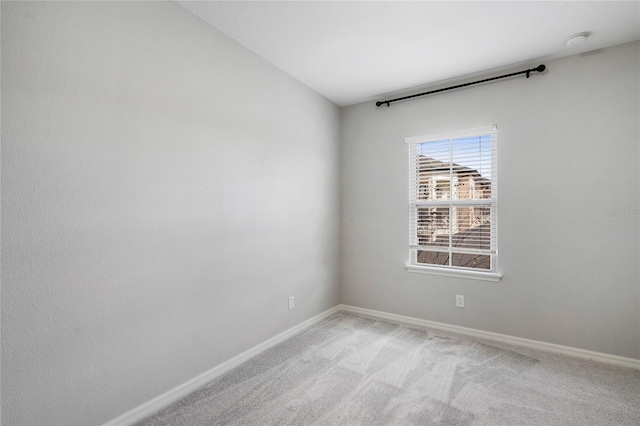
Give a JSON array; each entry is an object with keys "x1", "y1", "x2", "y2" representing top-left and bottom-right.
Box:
[{"x1": 1, "y1": 1, "x2": 639, "y2": 425}]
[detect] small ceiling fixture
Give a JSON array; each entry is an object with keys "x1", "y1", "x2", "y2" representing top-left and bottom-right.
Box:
[{"x1": 565, "y1": 32, "x2": 589, "y2": 48}]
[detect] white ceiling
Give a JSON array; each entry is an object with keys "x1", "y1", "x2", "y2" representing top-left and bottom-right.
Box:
[{"x1": 177, "y1": 1, "x2": 640, "y2": 106}]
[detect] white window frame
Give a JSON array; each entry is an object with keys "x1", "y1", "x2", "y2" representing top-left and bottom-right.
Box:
[{"x1": 405, "y1": 125, "x2": 501, "y2": 282}]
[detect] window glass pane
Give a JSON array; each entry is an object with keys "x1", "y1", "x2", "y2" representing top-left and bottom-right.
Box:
[
  {"x1": 417, "y1": 207, "x2": 450, "y2": 247},
  {"x1": 451, "y1": 135, "x2": 492, "y2": 200},
  {"x1": 417, "y1": 250, "x2": 450, "y2": 267},
  {"x1": 416, "y1": 140, "x2": 450, "y2": 201},
  {"x1": 451, "y1": 253, "x2": 491, "y2": 270},
  {"x1": 451, "y1": 206, "x2": 491, "y2": 250},
  {"x1": 417, "y1": 252, "x2": 491, "y2": 270}
]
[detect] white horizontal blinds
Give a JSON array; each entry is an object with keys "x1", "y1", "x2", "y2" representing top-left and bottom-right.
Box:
[
  {"x1": 415, "y1": 140, "x2": 451, "y2": 201},
  {"x1": 451, "y1": 135, "x2": 493, "y2": 200},
  {"x1": 415, "y1": 206, "x2": 450, "y2": 248},
  {"x1": 408, "y1": 126, "x2": 497, "y2": 271}
]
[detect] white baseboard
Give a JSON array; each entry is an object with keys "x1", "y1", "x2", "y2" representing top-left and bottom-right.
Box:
[
  {"x1": 105, "y1": 303, "x2": 640, "y2": 425},
  {"x1": 339, "y1": 304, "x2": 640, "y2": 370},
  {"x1": 104, "y1": 305, "x2": 342, "y2": 426}
]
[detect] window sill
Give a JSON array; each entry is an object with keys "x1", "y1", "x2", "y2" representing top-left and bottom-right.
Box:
[{"x1": 405, "y1": 264, "x2": 502, "y2": 282}]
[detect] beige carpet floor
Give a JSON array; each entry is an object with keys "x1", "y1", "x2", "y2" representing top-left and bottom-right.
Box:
[{"x1": 136, "y1": 312, "x2": 640, "y2": 425}]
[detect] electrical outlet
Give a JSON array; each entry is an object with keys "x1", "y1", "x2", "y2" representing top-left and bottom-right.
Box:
[
  {"x1": 288, "y1": 296, "x2": 294, "y2": 310},
  {"x1": 456, "y1": 295, "x2": 464, "y2": 308}
]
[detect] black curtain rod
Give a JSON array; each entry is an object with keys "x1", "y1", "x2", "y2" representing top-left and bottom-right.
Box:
[{"x1": 376, "y1": 64, "x2": 546, "y2": 107}]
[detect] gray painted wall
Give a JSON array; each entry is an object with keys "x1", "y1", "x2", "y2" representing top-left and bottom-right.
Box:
[
  {"x1": 341, "y1": 41, "x2": 640, "y2": 360},
  {"x1": 2, "y1": 1, "x2": 639, "y2": 425},
  {"x1": 1, "y1": 2, "x2": 340, "y2": 425}
]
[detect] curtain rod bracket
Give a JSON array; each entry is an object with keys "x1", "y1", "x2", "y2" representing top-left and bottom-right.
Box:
[{"x1": 526, "y1": 64, "x2": 546, "y2": 78}]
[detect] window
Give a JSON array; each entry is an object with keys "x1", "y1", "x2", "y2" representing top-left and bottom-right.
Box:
[{"x1": 406, "y1": 126, "x2": 500, "y2": 281}]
